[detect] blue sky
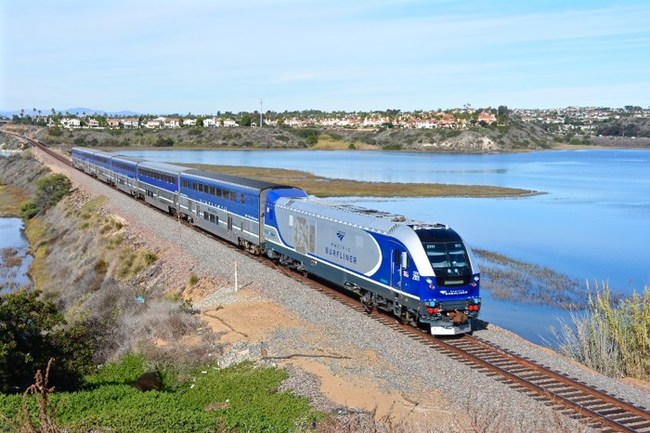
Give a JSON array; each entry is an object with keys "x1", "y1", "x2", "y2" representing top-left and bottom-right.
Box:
[{"x1": 2, "y1": 0, "x2": 649, "y2": 114}]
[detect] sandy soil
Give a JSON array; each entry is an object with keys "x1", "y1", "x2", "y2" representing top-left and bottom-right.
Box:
[{"x1": 189, "y1": 284, "x2": 449, "y2": 422}]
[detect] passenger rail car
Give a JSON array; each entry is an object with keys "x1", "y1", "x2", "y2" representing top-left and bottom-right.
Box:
[
  {"x1": 111, "y1": 154, "x2": 143, "y2": 196},
  {"x1": 178, "y1": 169, "x2": 307, "y2": 253},
  {"x1": 71, "y1": 147, "x2": 481, "y2": 335}
]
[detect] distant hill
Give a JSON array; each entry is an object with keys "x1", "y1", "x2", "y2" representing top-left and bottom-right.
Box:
[{"x1": 25, "y1": 121, "x2": 556, "y2": 152}]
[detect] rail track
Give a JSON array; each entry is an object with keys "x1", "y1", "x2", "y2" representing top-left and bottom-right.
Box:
[
  {"x1": 22, "y1": 135, "x2": 650, "y2": 433},
  {"x1": 282, "y1": 266, "x2": 650, "y2": 433}
]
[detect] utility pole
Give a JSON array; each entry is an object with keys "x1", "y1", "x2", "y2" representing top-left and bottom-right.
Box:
[{"x1": 259, "y1": 98, "x2": 263, "y2": 127}]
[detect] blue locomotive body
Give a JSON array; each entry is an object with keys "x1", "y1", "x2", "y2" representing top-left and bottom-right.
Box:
[
  {"x1": 71, "y1": 147, "x2": 480, "y2": 334},
  {"x1": 262, "y1": 196, "x2": 481, "y2": 333}
]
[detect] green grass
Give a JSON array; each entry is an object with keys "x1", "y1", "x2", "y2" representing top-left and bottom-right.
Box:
[{"x1": 0, "y1": 354, "x2": 320, "y2": 433}]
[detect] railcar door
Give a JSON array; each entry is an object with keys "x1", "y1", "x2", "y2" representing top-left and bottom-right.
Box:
[
  {"x1": 391, "y1": 249, "x2": 402, "y2": 291},
  {"x1": 391, "y1": 248, "x2": 412, "y2": 296}
]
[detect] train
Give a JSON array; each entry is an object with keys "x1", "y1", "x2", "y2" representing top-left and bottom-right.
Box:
[{"x1": 71, "y1": 147, "x2": 481, "y2": 335}]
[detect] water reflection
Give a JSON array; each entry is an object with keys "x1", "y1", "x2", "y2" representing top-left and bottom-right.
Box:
[{"x1": 0, "y1": 218, "x2": 33, "y2": 293}]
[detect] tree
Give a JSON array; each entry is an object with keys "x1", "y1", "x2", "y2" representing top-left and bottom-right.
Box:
[
  {"x1": 0, "y1": 290, "x2": 93, "y2": 393},
  {"x1": 240, "y1": 114, "x2": 252, "y2": 127}
]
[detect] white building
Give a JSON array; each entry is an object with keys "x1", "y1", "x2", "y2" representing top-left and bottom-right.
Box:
[{"x1": 61, "y1": 118, "x2": 81, "y2": 129}]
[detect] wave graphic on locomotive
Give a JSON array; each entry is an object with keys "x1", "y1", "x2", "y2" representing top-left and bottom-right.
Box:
[{"x1": 71, "y1": 147, "x2": 481, "y2": 335}]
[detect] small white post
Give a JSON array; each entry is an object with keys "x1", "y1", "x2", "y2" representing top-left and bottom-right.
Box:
[{"x1": 234, "y1": 261, "x2": 238, "y2": 292}]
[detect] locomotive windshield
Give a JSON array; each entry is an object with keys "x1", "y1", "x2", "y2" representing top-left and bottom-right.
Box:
[
  {"x1": 412, "y1": 226, "x2": 472, "y2": 278},
  {"x1": 422, "y1": 242, "x2": 471, "y2": 276}
]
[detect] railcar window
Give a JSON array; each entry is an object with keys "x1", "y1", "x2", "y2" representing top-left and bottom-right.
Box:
[
  {"x1": 240, "y1": 193, "x2": 245, "y2": 204},
  {"x1": 204, "y1": 211, "x2": 209, "y2": 220}
]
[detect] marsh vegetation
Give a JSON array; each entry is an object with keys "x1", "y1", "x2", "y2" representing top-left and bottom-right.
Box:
[
  {"x1": 186, "y1": 163, "x2": 536, "y2": 198},
  {"x1": 555, "y1": 284, "x2": 650, "y2": 381}
]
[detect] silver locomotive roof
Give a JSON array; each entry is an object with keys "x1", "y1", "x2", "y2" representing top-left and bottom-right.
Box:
[{"x1": 275, "y1": 196, "x2": 448, "y2": 235}]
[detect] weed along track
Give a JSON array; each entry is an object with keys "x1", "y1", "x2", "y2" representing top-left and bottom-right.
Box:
[{"x1": 28, "y1": 137, "x2": 650, "y2": 433}]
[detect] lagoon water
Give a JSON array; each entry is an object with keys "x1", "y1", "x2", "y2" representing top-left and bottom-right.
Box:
[
  {"x1": 0, "y1": 218, "x2": 32, "y2": 293},
  {"x1": 118, "y1": 148, "x2": 650, "y2": 344}
]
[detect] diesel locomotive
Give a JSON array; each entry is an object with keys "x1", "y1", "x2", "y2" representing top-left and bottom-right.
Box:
[{"x1": 72, "y1": 147, "x2": 481, "y2": 334}]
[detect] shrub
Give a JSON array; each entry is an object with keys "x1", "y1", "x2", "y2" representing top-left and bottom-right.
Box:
[
  {"x1": 153, "y1": 136, "x2": 174, "y2": 147},
  {"x1": 47, "y1": 127, "x2": 63, "y2": 137},
  {"x1": 0, "y1": 290, "x2": 94, "y2": 394},
  {"x1": 22, "y1": 174, "x2": 73, "y2": 219},
  {"x1": 20, "y1": 200, "x2": 39, "y2": 219},
  {"x1": 142, "y1": 251, "x2": 158, "y2": 266},
  {"x1": 556, "y1": 284, "x2": 650, "y2": 381}
]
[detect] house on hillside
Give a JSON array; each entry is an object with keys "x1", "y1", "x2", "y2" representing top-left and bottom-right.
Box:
[
  {"x1": 478, "y1": 112, "x2": 497, "y2": 124},
  {"x1": 164, "y1": 118, "x2": 180, "y2": 128},
  {"x1": 146, "y1": 117, "x2": 165, "y2": 128},
  {"x1": 415, "y1": 119, "x2": 437, "y2": 129},
  {"x1": 122, "y1": 118, "x2": 140, "y2": 128},
  {"x1": 61, "y1": 118, "x2": 81, "y2": 129}
]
